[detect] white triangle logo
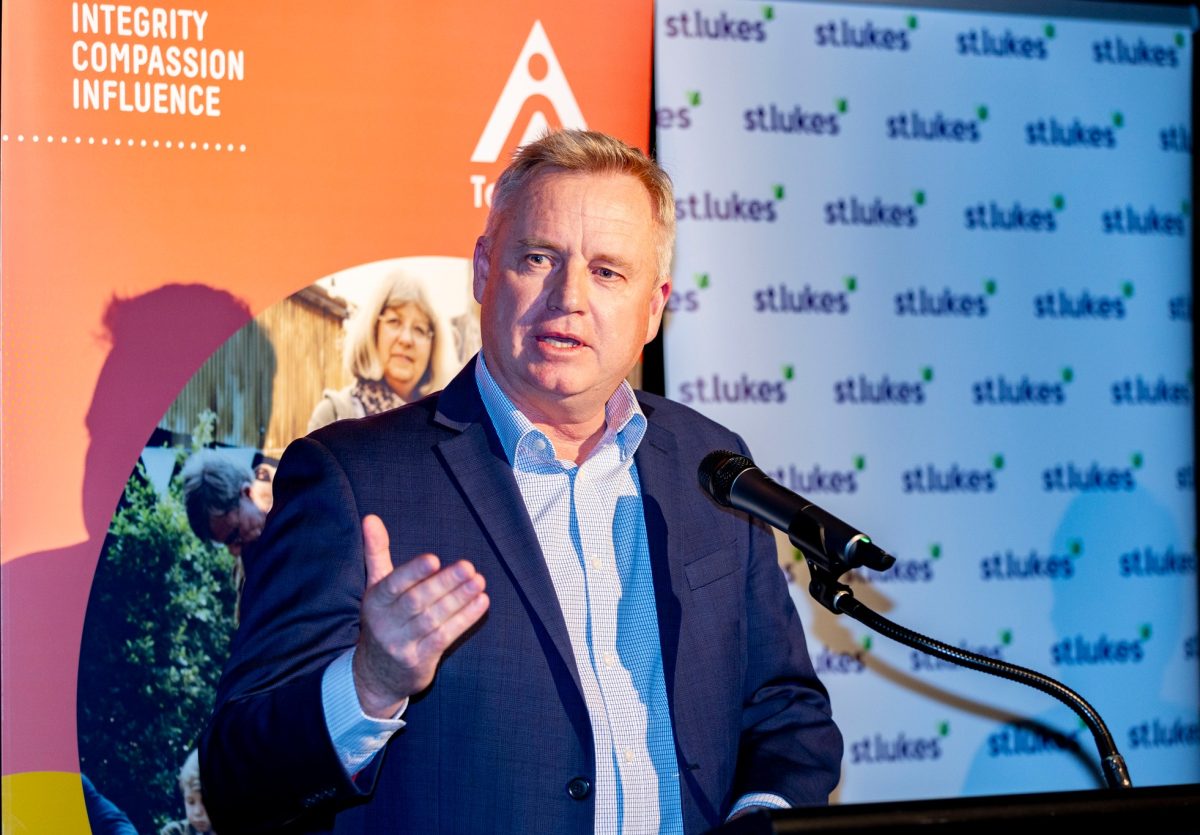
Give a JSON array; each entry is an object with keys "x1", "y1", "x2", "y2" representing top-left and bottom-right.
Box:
[{"x1": 471, "y1": 20, "x2": 587, "y2": 164}]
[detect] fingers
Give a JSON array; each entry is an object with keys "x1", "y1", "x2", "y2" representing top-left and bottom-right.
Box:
[
  {"x1": 417, "y1": 588, "x2": 490, "y2": 655},
  {"x1": 359, "y1": 514, "x2": 486, "y2": 633},
  {"x1": 371, "y1": 559, "x2": 481, "y2": 625},
  {"x1": 355, "y1": 553, "x2": 490, "y2": 709},
  {"x1": 404, "y1": 565, "x2": 488, "y2": 641},
  {"x1": 361, "y1": 514, "x2": 393, "y2": 588}
]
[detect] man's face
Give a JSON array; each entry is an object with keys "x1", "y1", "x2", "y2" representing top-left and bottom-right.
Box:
[
  {"x1": 207, "y1": 488, "x2": 266, "y2": 557},
  {"x1": 473, "y1": 169, "x2": 670, "y2": 424}
]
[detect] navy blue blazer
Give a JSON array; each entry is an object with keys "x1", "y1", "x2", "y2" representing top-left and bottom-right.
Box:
[{"x1": 201, "y1": 359, "x2": 842, "y2": 834}]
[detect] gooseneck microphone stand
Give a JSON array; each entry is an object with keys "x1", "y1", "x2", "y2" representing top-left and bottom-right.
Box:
[
  {"x1": 807, "y1": 563, "x2": 1132, "y2": 790},
  {"x1": 700, "y1": 450, "x2": 1133, "y2": 790}
]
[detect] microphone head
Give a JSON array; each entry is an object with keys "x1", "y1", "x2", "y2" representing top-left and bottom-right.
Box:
[{"x1": 699, "y1": 450, "x2": 755, "y2": 506}]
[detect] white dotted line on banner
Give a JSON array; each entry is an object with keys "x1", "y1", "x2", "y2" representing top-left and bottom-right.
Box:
[{"x1": 1, "y1": 134, "x2": 247, "y2": 152}]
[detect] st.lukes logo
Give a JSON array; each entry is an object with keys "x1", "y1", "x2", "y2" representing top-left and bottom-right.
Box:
[
  {"x1": 1025, "y1": 114, "x2": 1120, "y2": 149},
  {"x1": 988, "y1": 722, "x2": 1083, "y2": 757},
  {"x1": 825, "y1": 190, "x2": 923, "y2": 227},
  {"x1": 964, "y1": 194, "x2": 1063, "y2": 232},
  {"x1": 468, "y1": 21, "x2": 586, "y2": 208},
  {"x1": 956, "y1": 24, "x2": 1051, "y2": 59},
  {"x1": 1093, "y1": 33, "x2": 1183, "y2": 67},
  {"x1": 1051, "y1": 630, "x2": 1147, "y2": 665},
  {"x1": 676, "y1": 364, "x2": 794, "y2": 405},
  {"x1": 1101, "y1": 202, "x2": 1188, "y2": 236},
  {"x1": 849, "y1": 723, "x2": 948, "y2": 764},
  {"x1": 662, "y1": 7, "x2": 770, "y2": 42}
]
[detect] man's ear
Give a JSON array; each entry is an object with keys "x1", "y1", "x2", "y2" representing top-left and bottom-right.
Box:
[
  {"x1": 472, "y1": 236, "x2": 490, "y2": 304},
  {"x1": 645, "y1": 276, "x2": 672, "y2": 344}
]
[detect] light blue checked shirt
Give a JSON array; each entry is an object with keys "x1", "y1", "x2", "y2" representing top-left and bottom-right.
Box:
[
  {"x1": 320, "y1": 356, "x2": 787, "y2": 832},
  {"x1": 473, "y1": 355, "x2": 681, "y2": 835}
]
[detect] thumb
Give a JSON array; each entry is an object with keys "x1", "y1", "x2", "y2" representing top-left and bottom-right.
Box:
[{"x1": 362, "y1": 514, "x2": 392, "y2": 588}]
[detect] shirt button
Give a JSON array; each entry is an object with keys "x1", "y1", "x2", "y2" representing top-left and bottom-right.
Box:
[
  {"x1": 603, "y1": 651, "x2": 616, "y2": 668},
  {"x1": 566, "y1": 777, "x2": 592, "y2": 800},
  {"x1": 533, "y1": 437, "x2": 548, "y2": 452},
  {"x1": 623, "y1": 748, "x2": 634, "y2": 764},
  {"x1": 590, "y1": 556, "x2": 603, "y2": 571}
]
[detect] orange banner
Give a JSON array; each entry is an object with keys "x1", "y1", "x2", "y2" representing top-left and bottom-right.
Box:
[{"x1": 1, "y1": 1, "x2": 651, "y2": 829}]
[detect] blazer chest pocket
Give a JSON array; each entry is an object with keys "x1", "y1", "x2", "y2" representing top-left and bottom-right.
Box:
[{"x1": 683, "y1": 540, "x2": 741, "y2": 591}]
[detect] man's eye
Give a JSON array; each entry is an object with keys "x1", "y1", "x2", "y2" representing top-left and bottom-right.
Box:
[
  {"x1": 596, "y1": 268, "x2": 619, "y2": 280},
  {"x1": 526, "y1": 253, "x2": 549, "y2": 266}
]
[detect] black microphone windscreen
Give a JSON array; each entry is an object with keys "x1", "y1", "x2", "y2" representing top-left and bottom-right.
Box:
[{"x1": 698, "y1": 450, "x2": 754, "y2": 506}]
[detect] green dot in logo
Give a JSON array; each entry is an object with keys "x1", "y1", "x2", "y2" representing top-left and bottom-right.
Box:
[
  {"x1": 782, "y1": 364, "x2": 795, "y2": 381},
  {"x1": 992, "y1": 454, "x2": 1005, "y2": 470},
  {"x1": 1182, "y1": 200, "x2": 1191, "y2": 217},
  {"x1": 695, "y1": 272, "x2": 710, "y2": 289},
  {"x1": 921, "y1": 366, "x2": 934, "y2": 382},
  {"x1": 1139, "y1": 623, "x2": 1152, "y2": 640},
  {"x1": 983, "y1": 278, "x2": 997, "y2": 295},
  {"x1": 1053, "y1": 194, "x2": 1065, "y2": 211},
  {"x1": 1112, "y1": 111, "x2": 1124, "y2": 128},
  {"x1": 1175, "y1": 32, "x2": 1185, "y2": 47},
  {"x1": 913, "y1": 189, "x2": 926, "y2": 206},
  {"x1": 1044, "y1": 23, "x2": 1056, "y2": 39},
  {"x1": 937, "y1": 721, "x2": 950, "y2": 737},
  {"x1": 1121, "y1": 281, "x2": 1134, "y2": 298},
  {"x1": 929, "y1": 543, "x2": 942, "y2": 559},
  {"x1": 853, "y1": 455, "x2": 866, "y2": 471},
  {"x1": 976, "y1": 104, "x2": 989, "y2": 122},
  {"x1": 907, "y1": 15, "x2": 918, "y2": 29},
  {"x1": 1061, "y1": 367, "x2": 1074, "y2": 383},
  {"x1": 1131, "y1": 452, "x2": 1144, "y2": 469},
  {"x1": 860, "y1": 635, "x2": 873, "y2": 651},
  {"x1": 773, "y1": 184, "x2": 785, "y2": 200},
  {"x1": 1069, "y1": 539, "x2": 1083, "y2": 556},
  {"x1": 687, "y1": 90, "x2": 701, "y2": 107},
  {"x1": 999, "y1": 629, "x2": 1013, "y2": 645},
  {"x1": 835, "y1": 98, "x2": 848, "y2": 114},
  {"x1": 844, "y1": 275, "x2": 857, "y2": 292},
  {"x1": 762, "y1": 5, "x2": 774, "y2": 21},
  {"x1": 792, "y1": 548, "x2": 805, "y2": 563}
]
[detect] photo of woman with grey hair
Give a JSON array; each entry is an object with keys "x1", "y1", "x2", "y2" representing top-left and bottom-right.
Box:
[{"x1": 307, "y1": 268, "x2": 455, "y2": 432}]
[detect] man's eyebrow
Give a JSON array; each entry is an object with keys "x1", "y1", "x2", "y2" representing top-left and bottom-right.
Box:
[{"x1": 517, "y1": 237, "x2": 561, "y2": 251}]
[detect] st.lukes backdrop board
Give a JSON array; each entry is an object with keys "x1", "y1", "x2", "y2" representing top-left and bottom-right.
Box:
[
  {"x1": 657, "y1": 0, "x2": 1198, "y2": 804},
  {"x1": 0, "y1": 2, "x2": 652, "y2": 831}
]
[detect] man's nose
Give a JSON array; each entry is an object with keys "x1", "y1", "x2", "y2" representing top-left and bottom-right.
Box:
[{"x1": 547, "y1": 259, "x2": 587, "y2": 313}]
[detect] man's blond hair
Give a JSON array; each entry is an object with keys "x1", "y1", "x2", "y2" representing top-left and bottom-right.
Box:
[{"x1": 484, "y1": 129, "x2": 676, "y2": 280}]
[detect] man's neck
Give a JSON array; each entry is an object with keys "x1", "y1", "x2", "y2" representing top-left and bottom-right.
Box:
[{"x1": 532, "y1": 416, "x2": 607, "y2": 465}]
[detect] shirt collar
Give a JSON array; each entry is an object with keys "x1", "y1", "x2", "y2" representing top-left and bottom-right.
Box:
[{"x1": 474, "y1": 353, "x2": 647, "y2": 466}]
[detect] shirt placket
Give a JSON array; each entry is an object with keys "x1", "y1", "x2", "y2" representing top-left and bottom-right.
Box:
[{"x1": 577, "y1": 449, "x2": 659, "y2": 835}]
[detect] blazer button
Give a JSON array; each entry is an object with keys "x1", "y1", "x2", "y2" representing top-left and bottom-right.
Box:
[{"x1": 566, "y1": 777, "x2": 591, "y2": 800}]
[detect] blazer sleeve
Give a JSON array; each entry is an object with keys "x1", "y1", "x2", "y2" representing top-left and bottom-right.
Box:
[
  {"x1": 199, "y1": 435, "x2": 383, "y2": 834},
  {"x1": 732, "y1": 435, "x2": 844, "y2": 806}
]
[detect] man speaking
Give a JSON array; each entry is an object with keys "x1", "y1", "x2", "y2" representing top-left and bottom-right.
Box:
[{"x1": 201, "y1": 130, "x2": 842, "y2": 834}]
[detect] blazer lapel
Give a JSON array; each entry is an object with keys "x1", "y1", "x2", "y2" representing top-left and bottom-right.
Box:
[
  {"x1": 633, "y1": 410, "x2": 691, "y2": 729},
  {"x1": 431, "y1": 362, "x2": 584, "y2": 700}
]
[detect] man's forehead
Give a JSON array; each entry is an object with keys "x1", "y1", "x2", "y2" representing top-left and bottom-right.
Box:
[{"x1": 505, "y1": 169, "x2": 654, "y2": 238}]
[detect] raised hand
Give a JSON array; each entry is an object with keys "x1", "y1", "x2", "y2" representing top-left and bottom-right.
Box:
[{"x1": 352, "y1": 514, "x2": 490, "y2": 718}]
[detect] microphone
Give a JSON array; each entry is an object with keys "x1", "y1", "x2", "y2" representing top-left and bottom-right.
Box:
[{"x1": 699, "y1": 450, "x2": 896, "y2": 574}]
